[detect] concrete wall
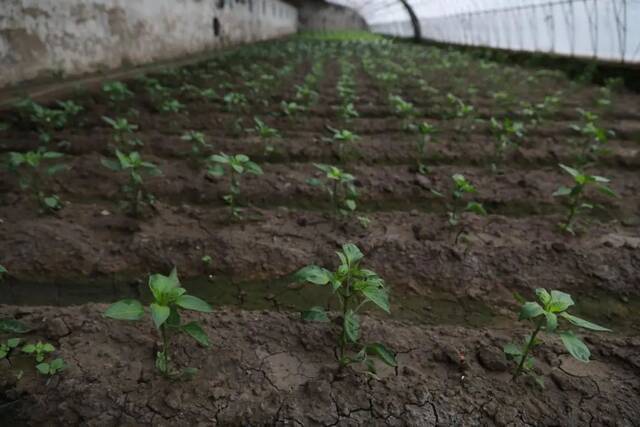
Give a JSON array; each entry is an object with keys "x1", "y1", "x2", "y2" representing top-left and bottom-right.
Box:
[
  {"x1": 297, "y1": 1, "x2": 366, "y2": 32},
  {"x1": 0, "y1": 0, "x2": 298, "y2": 88}
]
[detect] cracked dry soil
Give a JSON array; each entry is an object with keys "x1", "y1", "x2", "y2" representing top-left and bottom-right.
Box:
[{"x1": 1, "y1": 305, "x2": 639, "y2": 426}]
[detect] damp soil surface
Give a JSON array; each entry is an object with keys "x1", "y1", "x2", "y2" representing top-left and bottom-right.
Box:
[{"x1": 0, "y1": 36, "x2": 639, "y2": 425}]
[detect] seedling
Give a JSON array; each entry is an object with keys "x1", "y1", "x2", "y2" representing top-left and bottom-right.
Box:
[
  {"x1": 223, "y1": 92, "x2": 248, "y2": 112},
  {"x1": 7, "y1": 149, "x2": 66, "y2": 213},
  {"x1": 103, "y1": 81, "x2": 133, "y2": 105},
  {"x1": 570, "y1": 109, "x2": 613, "y2": 163},
  {"x1": 337, "y1": 102, "x2": 359, "y2": 121},
  {"x1": 447, "y1": 94, "x2": 475, "y2": 135},
  {"x1": 505, "y1": 288, "x2": 610, "y2": 387},
  {"x1": 281, "y1": 101, "x2": 305, "y2": 118},
  {"x1": 36, "y1": 358, "x2": 66, "y2": 376},
  {"x1": 22, "y1": 341, "x2": 55, "y2": 363},
  {"x1": 181, "y1": 131, "x2": 211, "y2": 158},
  {"x1": 295, "y1": 84, "x2": 318, "y2": 106},
  {"x1": 102, "y1": 116, "x2": 143, "y2": 147},
  {"x1": 0, "y1": 338, "x2": 20, "y2": 359},
  {"x1": 308, "y1": 164, "x2": 358, "y2": 217},
  {"x1": 552, "y1": 164, "x2": 617, "y2": 235},
  {"x1": 208, "y1": 153, "x2": 263, "y2": 219},
  {"x1": 15, "y1": 98, "x2": 68, "y2": 144},
  {"x1": 0, "y1": 264, "x2": 6, "y2": 280},
  {"x1": 105, "y1": 268, "x2": 213, "y2": 377},
  {"x1": 489, "y1": 117, "x2": 525, "y2": 170},
  {"x1": 102, "y1": 150, "x2": 162, "y2": 217},
  {"x1": 388, "y1": 95, "x2": 416, "y2": 131},
  {"x1": 160, "y1": 99, "x2": 186, "y2": 114},
  {"x1": 415, "y1": 122, "x2": 437, "y2": 174},
  {"x1": 251, "y1": 117, "x2": 279, "y2": 154},
  {"x1": 295, "y1": 243, "x2": 396, "y2": 376},
  {"x1": 201, "y1": 255, "x2": 213, "y2": 266},
  {"x1": 327, "y1": 128, "x2": 359, "y2": 160},
  {"x1": 432, "y1": 174, "x2": 486, "y2": 243}
]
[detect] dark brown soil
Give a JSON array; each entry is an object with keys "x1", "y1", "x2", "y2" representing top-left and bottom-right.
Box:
[
  {"x1": 1, "y1": 305, "x2": 639, "y2": 426},
  {"x1": 0, "y1": 36, "x2": 639, "y2": 425}
]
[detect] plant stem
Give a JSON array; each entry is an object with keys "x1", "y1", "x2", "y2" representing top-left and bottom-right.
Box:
[
  {"x1": 160, "y1": 324, "x2": 170, "y2": 376},
  {"x1": 513, "y1": 317, "x2": 545, "y2": 380}
]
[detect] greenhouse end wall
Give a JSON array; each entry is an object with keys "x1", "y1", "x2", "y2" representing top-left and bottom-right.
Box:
[{"x1": 0, "y1": 0, "x2": 298, "y2": 88}]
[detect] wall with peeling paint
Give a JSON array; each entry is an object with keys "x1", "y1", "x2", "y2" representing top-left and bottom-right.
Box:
[{"x1": 0, "y1": 0, "x2": 298, "y2": 88}]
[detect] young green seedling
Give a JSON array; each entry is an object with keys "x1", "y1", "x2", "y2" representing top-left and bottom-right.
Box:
[
  {"x1": 0, "y1": 338, "x2": 21, "y2": 359},
  {"x1": 281, "y1": 101, "x2": 306, "y2": 118},
  {"x1": 105, "y1": 268, "x2": 213, "y2": 377},
  {"x1": 181, "y1": 131, "x2": 211, "y2": 159},
  {"x1": 327, "y1": 128, "x2": 359, "y2": 160},
  {"x1": 432, "y1": 174, "x2": 486, "y2": 243},
  {"x1": 103, "y1": 81, "x2": 133, "y2": 105},
  {"x1": 7, "y1": 149, "x2": 66, "y2": 213},
  {"x1": 388, "y1": 95, "x2": 416, "y2": 131},
  {"x1": 102, "y1": 116, "x2": 143, "y2": 147},
  {"x1": 570, "y1": 109, "x2": 613, "y2": 164},
  {"x1": 337, "y1": 102, "x2": 359, "y2": 122},
  {"x1": 208, "y1": 153, "x2": 263, "y2": 219},
  {"x1": 295, "y1": 243, "x2": 396, "y2": 376},
  {"x1": 505, "y1": 288, "x2": 610, "y2": 387},
  {"x1": 308, "y1": 164, "x2": 358, "y2": 218},
  {"x1": 160, "y1": 99, "x2": 186, "y2": 114},
  {"x1": 447, "y1": 93, "x2": 475, "y2": 135},
  {"x1": 552, "y1": 164, "x2": 617, "y2": 235},
  {"x1": 22, "y1": 341, "x2": 55, "y2": 363},
  {"x1": 252, "y1": 117, "x2": 279, "y2": 153},
  {"x1": 36, "y1": 358, "x2": 66, "y2": 377},
  {"x1": 15, "y1": 98, "x2": 68, "y2": 144},
  {"x1": 102, "y1": 150, "x2": 162, "y2": 217},
  {"x1": 223, "y1": 92, "x2": 248, "y2": 112},
  {"x1": 415, "y1": 122, "x2": 437, "y2": 174},
  {"x1": 489, "y1": 117, "x2": 525, "y2": 171}
]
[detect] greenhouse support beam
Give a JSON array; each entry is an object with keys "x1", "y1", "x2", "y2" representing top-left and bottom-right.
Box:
[{"x1": 397, "y1": 0, "x2": 421, "y2": 40}]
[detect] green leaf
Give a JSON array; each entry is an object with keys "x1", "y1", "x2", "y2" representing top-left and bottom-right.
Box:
[
  {"x1": 7, "y1": 338, "x2": 21, "y2": 348},
  {"x1": 150, "y1": 303, "x2": 170, "y2": 329},
  {"x1": 366, "y1": 343, "x2": 397, "y2": 367},
  {"x1": 104, "y1": 299, "x2": 145, "y2": 321},
  {"x1": 182, "y1": 321, "x2": 210, "y2": 347},
  {"x1": 559, "y1": 164, "x2": 580, "y2": 178},
  {"x1": 535, "y1": 288, "x2": 551, "y2": 306},
  {"x1": 101, "y1": 158, "x2": 121, "y2": 171},
  {"x1": 545, "y1": 312, "x2": 558, "y2": 332},
  {"x1": 344, "y1": 309, "x2": 360, "y2": 343},
  {"x1": 559, "y1": 331, "x2": 590, "y2": 362},
  {"x1": 552, "y1": 186, "x2": 572, "y2": 197},
  {"x1": 548, "y1": 290, "x2": 574, "y2": 313},
  {"x1": 358, "y1": 281, "x2": 390, "y2": 313},
  {"x1": 149, "y1": 272, "x2": 179, "y2": 302},
  {"x1": 301, "y1": 306, "x2": 329, "y2": 322},
  {"x1": 559, "y1": 312, "x2": 611, "y2": 332},
  {"x1": 503, "y1": 342, "x2": 522, "y2": 356},
  {"x1": 519, "y1": 302, "x2": 544, "y2": 320},
  {"x1": 465, "y1": 201, "x2": 486, "y2": 215},
  {"x1": 0, "y1": 319, "x2": 30, "y2": 334},
  {"x1": 341, "y1": 243, "x2": 363, "y2": 265},
  {"x1": 36, "y1": 363, "x2": 50, "y2": 375},
  {"x1": 344, "y1": 199, "x2": 357, "y2": 211},
  {"x1": 22, "y1": 344, "x2": 36, "y2": 354},
  {"x1": 596, "y1": 184, "x2": 617, "y2": 198},
  {"x1": 294, "y1": 265, "x2": 331, "y2": 285},
  {"x1": 175, "y1": 295, "x2": 213, "y2": 313}
]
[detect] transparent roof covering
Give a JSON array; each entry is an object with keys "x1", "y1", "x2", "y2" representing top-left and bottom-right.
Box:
[{"x1": 325, "y1": 0, "x2": 640, "y2": 62}]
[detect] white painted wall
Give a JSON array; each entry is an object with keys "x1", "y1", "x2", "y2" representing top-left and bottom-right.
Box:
[{"x1": 0, "y1": 0, "x2": 298, "y2": 88}]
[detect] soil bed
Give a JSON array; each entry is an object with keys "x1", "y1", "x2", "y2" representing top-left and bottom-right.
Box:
[{"x1": 0, "y1": 35, "x2": 639, "y2": 425}]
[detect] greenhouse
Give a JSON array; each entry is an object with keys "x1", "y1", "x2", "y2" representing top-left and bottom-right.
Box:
[{"x1": 0, "y1": 0, "x2": 638, "y2": 425}]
